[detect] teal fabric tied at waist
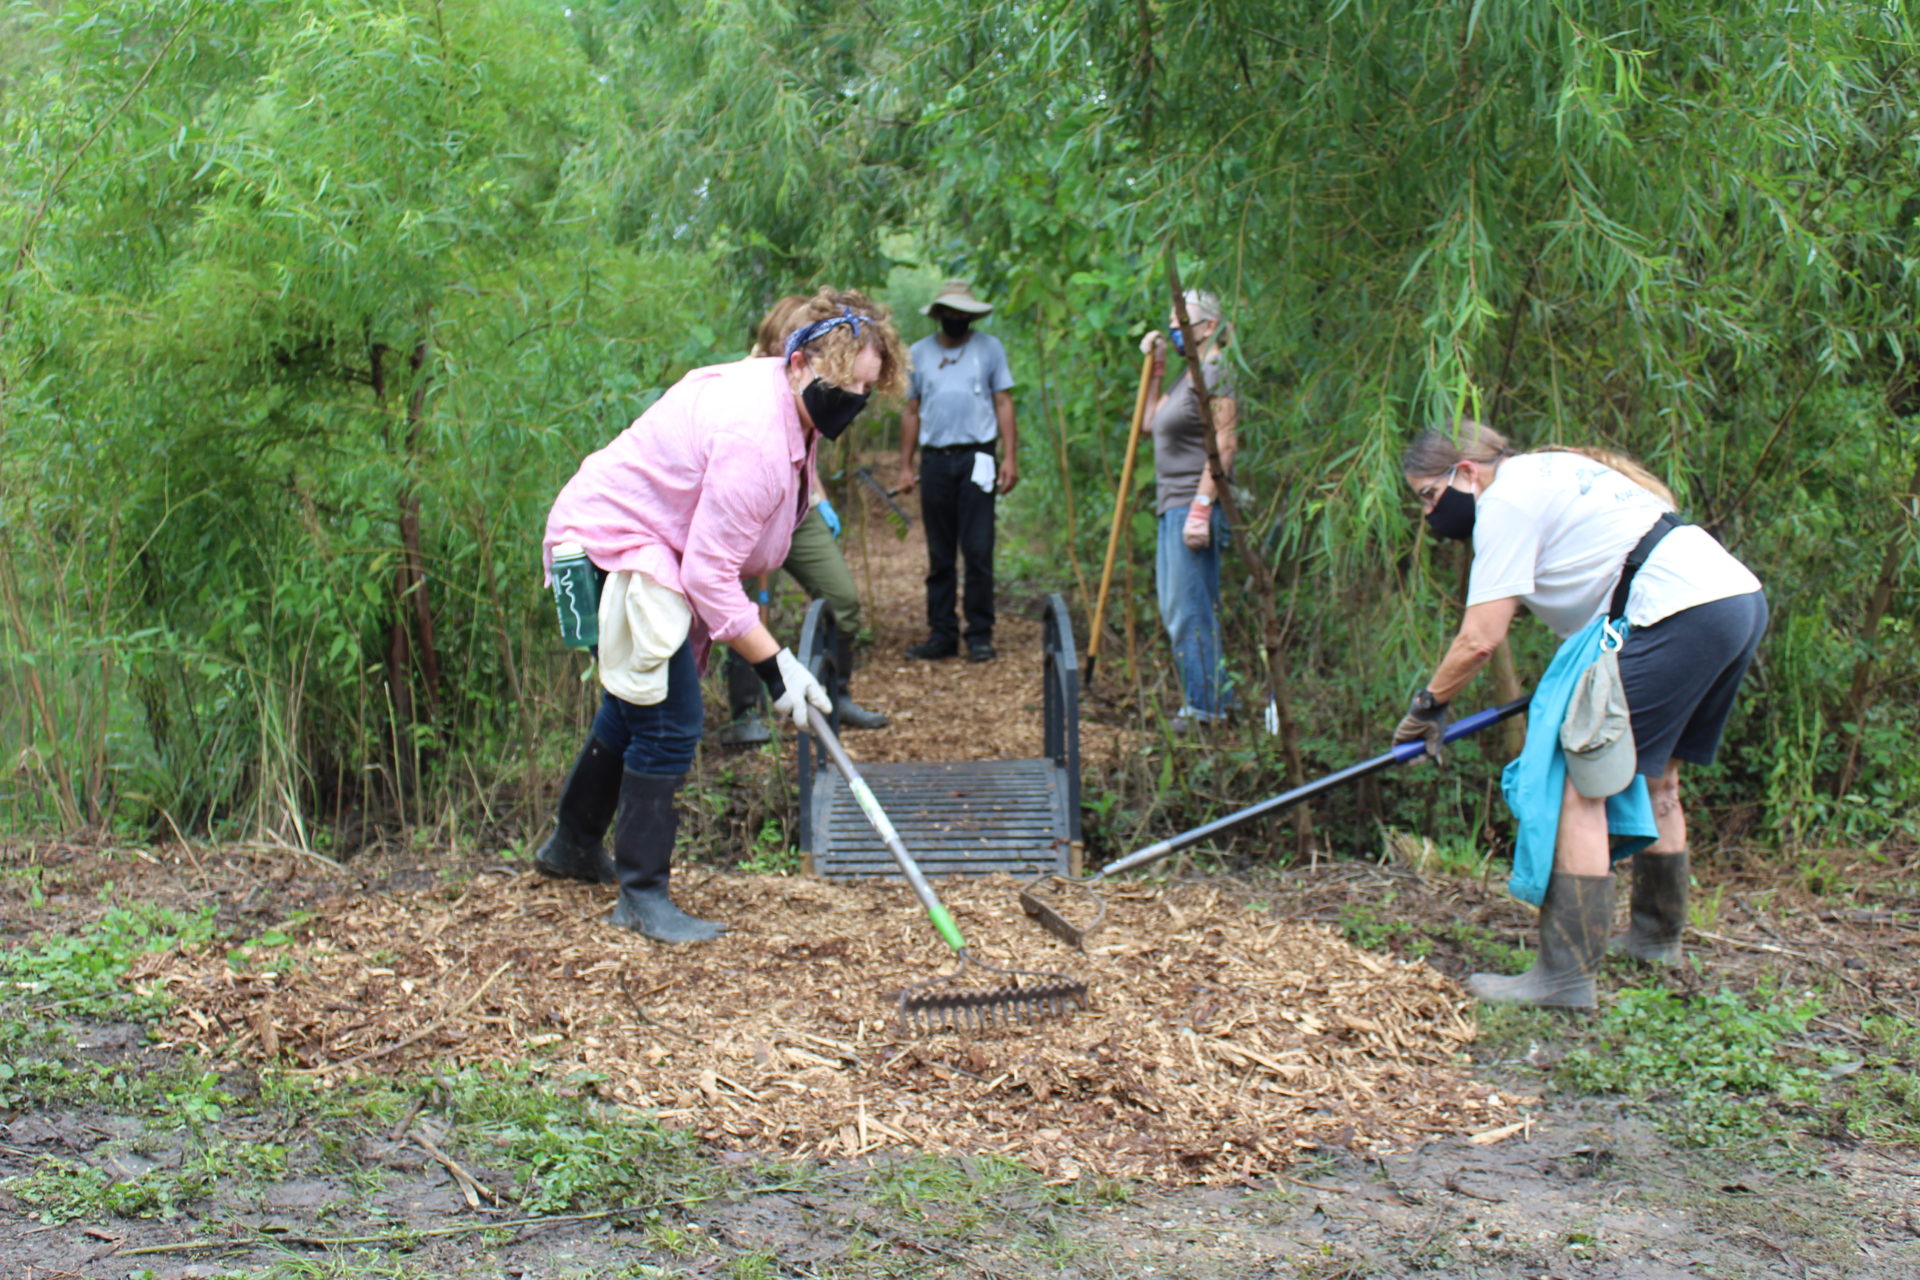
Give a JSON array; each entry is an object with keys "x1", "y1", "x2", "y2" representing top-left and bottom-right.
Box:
[{"x1": 1502, "y1": 612, "x2": 1659, "y2": 906}]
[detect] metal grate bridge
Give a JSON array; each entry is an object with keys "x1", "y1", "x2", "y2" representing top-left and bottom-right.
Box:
[{"x1": 794, "y1": 595, "x2": 1082, "y2": 881}]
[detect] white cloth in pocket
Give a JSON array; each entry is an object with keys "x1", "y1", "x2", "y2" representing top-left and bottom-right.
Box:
[
  {"x1": 597, "y1": 572, "x2": 693, "y2": 706},
  {"x1": 971, "y1": 451, "x2": 997, "y2": 493}
]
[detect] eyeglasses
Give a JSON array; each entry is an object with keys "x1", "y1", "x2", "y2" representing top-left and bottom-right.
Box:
[{"x1": 1413, "y1": 465, "x2": 1460, "y2": 510}]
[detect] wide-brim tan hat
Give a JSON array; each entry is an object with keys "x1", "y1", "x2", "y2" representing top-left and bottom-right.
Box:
[{"x1": 921, "y1": 279, "x2": 994, "y2": 316}]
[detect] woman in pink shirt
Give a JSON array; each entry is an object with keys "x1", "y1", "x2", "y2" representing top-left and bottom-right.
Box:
[{"x1": 535, "y1": 289, "x2": 907, "y2": 943}]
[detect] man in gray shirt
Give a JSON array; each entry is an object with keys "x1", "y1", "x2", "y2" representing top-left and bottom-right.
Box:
[{"x1": 896, "y1": 280, "x2": 1019, "y2": 662}]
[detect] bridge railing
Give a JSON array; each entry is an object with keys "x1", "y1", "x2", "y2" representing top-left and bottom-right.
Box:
[{"x1": 1041, "y1": 592, "x2": 1082, "y2": 844}]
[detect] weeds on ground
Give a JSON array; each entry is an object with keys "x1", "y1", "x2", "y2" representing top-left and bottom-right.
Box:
[
  {"x1": 1339, "y1": 897, "x2": 1525, "y2": 971},
  {"x1": 430, "y1": 1064, "x2": 723, "y2": 1212},
  {"x1": 1, "y1": 901, "x2": 218, "y2": 1015},
  {"x1": 1819, "y1": 1011, "x2": 1920, "y2": 1146},
  {"x1": 1556, "y1": 984, "x2": 1830, "y2": 1153}
]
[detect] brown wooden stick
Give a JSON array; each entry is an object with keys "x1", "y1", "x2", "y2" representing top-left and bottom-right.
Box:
[{"x1": 1088, "y1": 351, "x2": 1156, "y2": 682}]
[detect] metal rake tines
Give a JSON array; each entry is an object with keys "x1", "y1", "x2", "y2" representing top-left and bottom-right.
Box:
[{"x1": 896, "y1": 953, "x2": 1089, "y2": 1034}]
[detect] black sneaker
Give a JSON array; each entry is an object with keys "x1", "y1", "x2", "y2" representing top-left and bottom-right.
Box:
[
  {"x1": 967, "y1": 642, "x2": 997, "y2": 663},
  {"x1": 905, "y1": 637, "x2": 959, "y2": 660}
]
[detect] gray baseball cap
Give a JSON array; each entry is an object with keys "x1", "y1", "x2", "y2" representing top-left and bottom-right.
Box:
[{"x1": 1560, "y1": 650, "x2": 1638, "y2": 799}]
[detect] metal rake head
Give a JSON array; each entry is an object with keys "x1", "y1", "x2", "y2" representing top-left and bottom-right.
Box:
[
  {"x1": 1016, "y1": 874, "x2": 1107, "y2": 949},
  {"x1": 896, "y1": 950, "x2": 1088, "y2": 1034}
]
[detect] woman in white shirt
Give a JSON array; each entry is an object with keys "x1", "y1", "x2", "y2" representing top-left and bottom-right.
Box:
[{"x1": 1393, "y1": 421, "x2": 1767, "y2": 1007}]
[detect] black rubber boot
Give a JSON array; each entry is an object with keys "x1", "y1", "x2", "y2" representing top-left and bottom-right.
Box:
[
  {"x1": 1466, "y1": 872, "x2": 1614, "y2": 1009},
  {"x1": 533, "y1": 736, "x2": 622, "y2": 884},
  {"x1": 715, "y1": 654, "x2": 771, "y2": 747},
  {"x1": 831, "y1": 631, "x2": 888, "y2": 730},
  {"x1": 1611, "y1": 850, "x2": 1688, "y2": 966},
  {"x1": 606, "y1": 769, "x2": 728, "y2": 944}
]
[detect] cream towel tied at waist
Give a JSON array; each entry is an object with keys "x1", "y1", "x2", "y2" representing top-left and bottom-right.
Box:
[{"x1": 597, "y1": 571, "x2": 693, "y2": 705}]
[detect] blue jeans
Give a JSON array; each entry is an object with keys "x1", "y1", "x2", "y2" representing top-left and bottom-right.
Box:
[
  {"x1": 590, "y1": 641, "x2": 705, "y2": 774},
  {"x1": 1155, "y1": 508, "x2": 1228, "y2": 719}
]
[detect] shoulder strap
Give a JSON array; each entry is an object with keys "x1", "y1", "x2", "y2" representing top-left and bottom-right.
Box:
[{"x1": 1609, "y1": 511, "x2": 1684, "y2": 620}]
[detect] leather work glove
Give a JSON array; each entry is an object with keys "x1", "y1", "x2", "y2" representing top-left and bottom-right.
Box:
[
  {"x1": 1393, "y1": 689, "x2": 1452, "y2": 762},
  {"x1": 1183, "y1": 499, "x2": 1214, "y2": 550},
  {"x1": 818, "y1": 498, "x2": 842, "y2": 538},
  {"x1": 754, "y1": 648, "x2": 833, "y2": 730}
]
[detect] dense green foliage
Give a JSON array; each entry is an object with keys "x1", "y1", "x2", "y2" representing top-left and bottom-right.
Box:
[{"x1": 4, "y1": 0, "x2": 1917, "y2": 855}]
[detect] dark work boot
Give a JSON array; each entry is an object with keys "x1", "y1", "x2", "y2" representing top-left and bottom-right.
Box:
[
  {"x1": 715, "y1": 653, "x2": 771, "y2": 747},
  {"x1": 533, "y1": 736, "x2": 622, "y2": 884},
  {"x1": 1611, "y1": 850, "x2": 1689, "y2": 966},
  {"x1": 606, "y1": 770, "x2": 728, "y2": 944},
  {"x1": 1466, "y1": 872, "x2": 1614, "y2": 1009},
  {"x1": 830, "y1": 631, "x2": 888, "y2": 730}
]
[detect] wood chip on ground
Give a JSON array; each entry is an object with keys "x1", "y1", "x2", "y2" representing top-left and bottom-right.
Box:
[{"x1": 127, "y1": 873, "x2": 1520, "y2": 1182}]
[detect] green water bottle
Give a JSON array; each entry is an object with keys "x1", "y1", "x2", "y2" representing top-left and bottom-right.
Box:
[{"x1": 549, "y1": 541, "x2": 599, "y2": 650}]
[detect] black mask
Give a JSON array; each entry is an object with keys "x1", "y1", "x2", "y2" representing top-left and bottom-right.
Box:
[
  {"x1": 1425, "y1": 485, "x2": 1477, "y2": 541},
  {"x1": 802, "y1": 378, "x2": 869, "y2": 441},
  {"x1": 939, "y1": 312, "x2": 973, "y2": 339}
]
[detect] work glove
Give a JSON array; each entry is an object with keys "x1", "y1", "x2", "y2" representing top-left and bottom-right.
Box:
[
  {"x1": 1139, "y1": 330, "x2": 1165, "y2": 361},
  {"x1": 1392, "y1": 690, "x2": 1453, "y2": 762},
  {"x1": 818, "y1": 498, "x2": 842, "y2": 538},
  {"x1": 1183, "y1": 500, "x2": 1214, "y2": 550},
  {"x1": 754, "y1": 647, "x2": 832, "y2": 731}
]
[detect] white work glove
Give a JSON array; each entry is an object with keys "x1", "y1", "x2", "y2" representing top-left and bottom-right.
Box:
[
  {"x1": 760, "y1": 646, "x2": 831, "y2": 730},
  {"x1": 1139, "y1": 330, "x2": 1166, "y2": 358}
]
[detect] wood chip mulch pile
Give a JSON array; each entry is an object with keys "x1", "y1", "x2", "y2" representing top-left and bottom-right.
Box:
[{"x1": 125, "y1": 872, "x2": 1523, "y2": 1182}]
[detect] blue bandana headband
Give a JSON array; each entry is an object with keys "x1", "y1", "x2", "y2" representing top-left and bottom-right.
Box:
[{"x1": 783, "y1": 308, "x2": 869, "y2": 360}]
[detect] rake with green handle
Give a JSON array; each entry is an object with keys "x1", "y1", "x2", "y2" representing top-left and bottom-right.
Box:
[{"x1": 807, "y1": 707, "x2": 1087, "y2": 1032}]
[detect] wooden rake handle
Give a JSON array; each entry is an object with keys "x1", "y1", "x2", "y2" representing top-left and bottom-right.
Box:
[{"x1": 1087, "y1": 351, "x2": 1156, "y2": 682}]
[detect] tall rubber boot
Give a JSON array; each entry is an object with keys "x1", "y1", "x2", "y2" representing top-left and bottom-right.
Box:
[
  {"x1": 831, "y1": 631, "x2": 888, "y2": 730},
  {"x1": 607, "y1": 770, "x2": 729, "y2": 944},
  {"x1": 533, "y1": 736, "x2": 622, "y2": 884},
  {"x1": 714, "y1": 653, "x2": 771, "y2": 747},
  {"x1": 1611, "y1": 850, "x2": 1688, "y2": 966},
  {"x1": 1466, "y1": 872, "x2": 1614, "y2": 1009}
]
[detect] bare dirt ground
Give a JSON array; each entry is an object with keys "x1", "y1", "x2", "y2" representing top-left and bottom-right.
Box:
[
  {"x1": 4, "y1": 837, "x2": 1917, "y2": 1278},
  {"x1": 3, "y1": 514, "x2": 1917, "y2": 1278}
]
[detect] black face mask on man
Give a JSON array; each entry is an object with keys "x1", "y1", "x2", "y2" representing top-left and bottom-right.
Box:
[
  {"x1": 939, "y1": 311, "x2": 973, "y2": 340},
  {"x1": 1425, "y1": 483, "x2": 1477, "y2": 541},
  {"x1": 802, "y1": 378, "x2": 870, "y2": 441}
]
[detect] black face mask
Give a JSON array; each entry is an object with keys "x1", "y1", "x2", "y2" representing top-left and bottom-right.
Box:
[
  {"x1": 939, "y1": 312, "x2": 973, "y2": 339},
  {"x1": 1425, "y1": 485, "x2": 1477, "y2": 541},
  {"x1": 802, "y1": 378, "x2": 870, "y2": 441}
]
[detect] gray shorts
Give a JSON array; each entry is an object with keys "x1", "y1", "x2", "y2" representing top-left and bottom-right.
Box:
[{"x1": 1617, "y1": 590, "x2": 1768, "y2": 775}]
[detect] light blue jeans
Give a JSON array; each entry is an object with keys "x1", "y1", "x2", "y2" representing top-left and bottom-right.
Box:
[{"x1": 1155, "y1": 507, "x2": 1229, "y2": 720}]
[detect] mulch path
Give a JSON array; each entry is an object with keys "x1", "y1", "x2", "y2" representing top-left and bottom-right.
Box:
[
  {"x1": 835, "y1": 468, "x2": 1133, "y2": 772},
  {"x1": 127, "y1": 871, "x2": 1523, "y2": 1183}
]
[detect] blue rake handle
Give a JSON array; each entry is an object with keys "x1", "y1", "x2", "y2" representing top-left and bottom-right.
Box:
[{"x1": 1096, "y1": 696, "x2": 1533, "y2": 881}]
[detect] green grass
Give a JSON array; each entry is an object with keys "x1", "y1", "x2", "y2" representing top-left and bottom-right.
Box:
[
  {"x1": 1555, "y1": 985, "x2": 1830, "y2": 1152},
  {"x1": 1338, "y1": 899, "x2": 1526, "y2": 970},
  {"x1": 429, "y1": 1065, "x2": 723, "y2": 1213},
  {"x1": 1, "y1": 902, "x2": 220, "y2": 1015}
]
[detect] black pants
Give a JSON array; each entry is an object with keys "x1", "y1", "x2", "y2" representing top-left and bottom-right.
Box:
[{"x1": 920, "y1": 446, "x2": 997, "y2": 645}]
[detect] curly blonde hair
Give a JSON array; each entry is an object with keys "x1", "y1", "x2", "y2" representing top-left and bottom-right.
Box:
[
  {"x1": 784, "y1": 287, "x2": 909, "y2": 398},
  {"x1": 749, "y1": 294, "x2": 810, "y2": 358}
]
